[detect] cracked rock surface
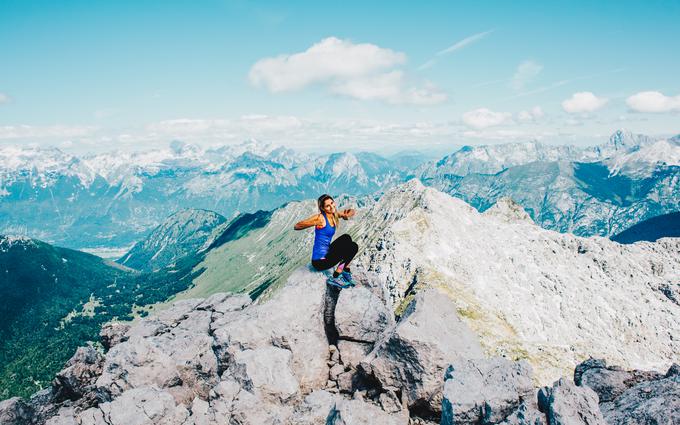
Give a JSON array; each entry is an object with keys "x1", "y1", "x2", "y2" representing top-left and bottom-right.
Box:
[{"x1": 2, "y1": 266, "x2": 678, "y2": 424}]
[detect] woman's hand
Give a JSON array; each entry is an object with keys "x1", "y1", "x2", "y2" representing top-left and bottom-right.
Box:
[{"x1": 340, "y1": 208, "x2": 356, "y2": 219}]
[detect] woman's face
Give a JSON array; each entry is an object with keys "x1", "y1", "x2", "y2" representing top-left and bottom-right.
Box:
[{"x1": 322, "y1": 198, "x2": 336, "y2": 214}]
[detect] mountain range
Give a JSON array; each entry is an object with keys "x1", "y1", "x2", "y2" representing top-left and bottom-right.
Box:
[
  {"x1": 0, "y1": 140, "x2": 419, "y2": 250},
  {"x1": 0, "y1": 179, "x2": 678, "y2": 423}
]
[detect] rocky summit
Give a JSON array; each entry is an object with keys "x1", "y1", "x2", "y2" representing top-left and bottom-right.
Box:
[{"x1": 1, "y1": 266, "x2": 677, "y2": 424}]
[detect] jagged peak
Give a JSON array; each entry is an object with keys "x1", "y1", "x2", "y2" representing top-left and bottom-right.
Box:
[
  {"x1": 483, "y1": 197, "x2": 534, "y2": 224},
  {"x1": 607, "y1": 129, "x2": 656, "y2": 150}
]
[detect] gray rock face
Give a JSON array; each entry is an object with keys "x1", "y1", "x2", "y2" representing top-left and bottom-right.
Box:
[
  {"x1": 337, "y1": 340, "x2": 373, "y2": 370},
  {"x1": 289, "y1": 390, "x2": 338, "y2": 424},
  {"x1": 52, "y1": 346, "x2": 105, "y2": 406},
  {"x1": 335, "y1": 286, "x2": 394, "y2": 343},
  {"x1": 538, "y1": 378, "x2": 606, "y2": 425},
  {"x1": 0, "y1": 397, "x2": 33, "y2": 425},
  {"x1": 360, "y1": 289, "x2": 484, "y2": 414},
  {"x1": 99, "y1": 322, "x2": 130, "y2": 350},
  {"x1": 96, "y1": 309, "x2": 218, "y2": 405},
  {"x1": 80, "y1": 386, "x2": 190, "y2": 425},
  {"x1": 229, "y1": 346, "x2": 299, "y2": 402},
  {"x1": 498, "y1": 401, "x2": 547, "y2": 425},
  {"x1": 574, "y1": 358, "x2": 663, "y2": 403},
  {"x1": 211, "y1": 267, "x2": 330, "y2": 394},
  {"x1": 441, "y1": 357, "x2": 535, "y2": 425},
  {"x1": 599, "y1": 367, "x2": 680, "y2": 425},
  {"x1": 8, "y1": 265, "x2": 677, "y2": 425},
  {"x1": 328, "y1": 398, "x2": 409, "y2": 425}
]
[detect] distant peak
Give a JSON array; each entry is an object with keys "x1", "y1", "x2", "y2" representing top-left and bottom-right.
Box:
[{"x1": 483, "y1": 197, "x2": 533, "y2": 224}]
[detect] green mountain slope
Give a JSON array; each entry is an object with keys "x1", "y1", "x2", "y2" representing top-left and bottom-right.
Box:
[{"x1": 0, "y1": 235, "x2": 206, "y2": 399}]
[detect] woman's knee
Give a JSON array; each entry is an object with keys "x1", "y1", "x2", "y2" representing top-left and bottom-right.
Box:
[{"x1": 350, "y1": 242, "x2": 358, "y2": 254}]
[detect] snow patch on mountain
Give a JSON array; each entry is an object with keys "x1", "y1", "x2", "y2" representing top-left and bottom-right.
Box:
[{"x1": 607, "y1": 138, "x2": 680, "y2": 178}]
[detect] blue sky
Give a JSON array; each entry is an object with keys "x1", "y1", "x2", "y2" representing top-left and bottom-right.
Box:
[{"x1": 1, "y1": 0, "x2": 679, "y2": 153}]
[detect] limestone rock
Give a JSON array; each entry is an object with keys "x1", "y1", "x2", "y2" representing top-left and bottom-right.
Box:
[
  {"x1": 360, "y1": 289, "x2": 484, "y2": 414},
  {"x1": 441, "y1": 357, "x2": 535, "y2": 425},
  {"x1": 99, "y1": 322, "x2": 130, "y2": 350},
  {"x1": 79, "y1": 386, "x2": 189, "y2": 425},
  {"x1": 497, "y1": 401, "x2": 547, "y2": 425},
  {"x1": 212, "y1": 267, "x2": 330, "y2": 394},
  {"x1": 574, "y1": 358, "x2": 663, "y2": 403},
  {"x1": 328, "y1": 398, "x2": 408, "y2": 425},
  {"x1": 290, "y1": 390, "x2": 338, "y2": 424},
  {"x1": 228, "y1": 346, "x2": 299, "y2": 402},
  {"x1": 96, "y1": 308, "x2": 218, "y2": 405},
  {"x1": 537, "y1": 378, "x2": 605, "y2": 425},
  {"x1": 335, "y1": 286, "x2": 394, "y2": 343},
  {"x1": 600, "y1": 370, "x2": 680, "y2": 425},
  {"x1": 337, "y1": 340, "x2": 373, "y2": 369},
  {"x1": 52, "y1": 346, "x2": 105, "y2": 405},
  {"x1": 0, "y1": 397, "x2": 33, "y2": 425}
]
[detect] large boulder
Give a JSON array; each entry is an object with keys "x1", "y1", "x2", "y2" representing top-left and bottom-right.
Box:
[
  {"x1": 78, "y1": 386, "x2": 189, "y2": 425},
  {"x1": 228, "y1": 346, "x2": 299, "y2": 402},
  {"x1": 212, "y1": 267, "x2": 330, "y2": 394},
  {"x1": 574, "y1": 358, "x2": 664, "y2": 403},
  {"x1": 99, "y1": 322, "x2": 130, "y2": 350},
  {"x1": 96, "y1": 308, "x2": 218, "y2": 405},
  {"x1": 52, "y1": 346, "x2": 105, "y2": 405},
  {"x1": 335, "y1": 286, "x2": 394, "y2": 343},
  {"x1": 337, "y1": 340, "x2": 373, "y2": 370},
  {"x1": 498, "y1": 401, "x2": 547, "y2": 425},
  {"x1": 441, "y1": 357, "x2": 535, "y2": 424},
  {"x1": 600, "y1": 365, "x2": 680, "y2": 425},
  {"x1": 537, "y1": 378, "x2": 605, "y2": 425},
  {"x1": 327, "y1": 398, "x2": 409, "y2": 425},
  {"x1": 290, "y1": 390, "x2": 339, "y2": 424},
  {"x1": 360, "y1": 289, "x2": 484, "y2": 414},
  {"x1": 0, "y1": 397, "x2": 33, "y2": 425}
]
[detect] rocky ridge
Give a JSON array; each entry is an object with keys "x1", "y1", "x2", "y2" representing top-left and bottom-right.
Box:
[
  {"x1": 1, "y1": 266, "x2": 677, "y2": 424},
  {"x1": 351, "y1": 180, "x2": 680, "y2": 385}
]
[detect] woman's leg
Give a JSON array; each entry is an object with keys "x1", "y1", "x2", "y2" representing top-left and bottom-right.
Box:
[
  {"x1": 311, "y1": 235, "x2": 350, "y2": 271},
  {"x1": 313, "y1": 234, "x2": 358, "y2": 275},
  {"x1": 341, "y1": 241, "x2": 358, "y2": 268}
]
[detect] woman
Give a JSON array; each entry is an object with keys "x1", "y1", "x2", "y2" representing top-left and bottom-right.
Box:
[{"x1": 294, "y1": 194, "x2": 358, "y2": 288}]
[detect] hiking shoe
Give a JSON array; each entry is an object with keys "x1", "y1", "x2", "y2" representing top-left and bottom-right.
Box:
[
  {"x1": 326, "y1": 276, "x2": 351, "y2": 289},
  {"x1": 341, "y1": 271, "x2": 355, "y2": 286}
]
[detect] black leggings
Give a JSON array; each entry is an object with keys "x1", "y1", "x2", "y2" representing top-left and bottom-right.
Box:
[{"x1": 311, "y1": 234, "x2": 358, "y2": 271}]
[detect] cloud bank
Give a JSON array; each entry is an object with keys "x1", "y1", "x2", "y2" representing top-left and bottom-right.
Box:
[
  {"x1": 626, "y1": 91, "x2": 680, "y2": 113},
  {"x1": 249, "y1": 37, "x2": 446, "y2": 105},
  {"x1": 562, "y1": 92, "x2": 608, "y2": 113}
]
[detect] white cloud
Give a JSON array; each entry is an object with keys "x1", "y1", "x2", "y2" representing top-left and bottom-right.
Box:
[
  {"x1": 0, "y1": 93, "x2": 10, "y2": 104},
  {"x1": 561, "y1": 92, "x2": 608, "y2": 113},
  {"x1": 511, "y1": 60, "x2": 543, "y2": 91},
  {"x1": 331, "y1": 71, "x2": 446, "y2": 105},
  {"x1": 249, "y1": 37, "x2": 445, "y2": 105},
  {"x1": 462, "y1": 108, "x2": 512, "y2": 129},
  {"x1": 437, "y1": 29, "x2": 494, "y2": 56},
  {"x1": 249, "y1": 37, "x2": 405, "y2": 92},
  {"x1": 626, "y1": 91, "x2": 680, "y2": 113},
  {"x1": 517, "y1": 106, "x2": 544, "y2": 121},
  {"x1": 418, "y1": 30, "x2": 493, "y2": 70}
]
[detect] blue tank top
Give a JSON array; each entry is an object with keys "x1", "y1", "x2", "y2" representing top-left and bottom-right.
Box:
[{"x1": 312, "y1": 213, "x2": 336, "y2": 260}]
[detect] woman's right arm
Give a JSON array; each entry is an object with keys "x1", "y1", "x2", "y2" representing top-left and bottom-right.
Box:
[{"x1": 294, "y1": 214, "x2": 322, "y2": 230}]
